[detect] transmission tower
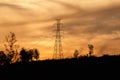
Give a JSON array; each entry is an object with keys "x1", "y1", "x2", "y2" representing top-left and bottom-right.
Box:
[{"x1": 53, "y1": 19, "x2": 63, "y2": 59}]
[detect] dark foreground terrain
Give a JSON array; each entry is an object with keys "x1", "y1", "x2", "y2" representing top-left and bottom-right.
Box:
[{"x1": 0, "y1": 55, "x2": 120, "y2": 79}]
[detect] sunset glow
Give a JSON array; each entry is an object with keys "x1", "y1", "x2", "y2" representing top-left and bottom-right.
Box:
[{"x1": 0, "y1": 0, "x2": 120, "y2": 60}]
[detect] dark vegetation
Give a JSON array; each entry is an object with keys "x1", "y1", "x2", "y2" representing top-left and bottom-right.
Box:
[
  {"x1": 0, "y1": 32, "x2": 120, "y2": 79},
  {"x1": 0, "y1": 55, "x2": 120, "y2": 79},
  {"x1": 0, "y1": 32, "x2": 39, "y2": 66}
]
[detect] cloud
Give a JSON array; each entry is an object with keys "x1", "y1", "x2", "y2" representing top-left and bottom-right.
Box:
[
  {"x1": 47, "y1": 0, "x2": 83, "y2": 11},
  {"x1": 0, "y1": 2, "x2": 26, "y2": 10},
  {"x1": 0, "y1": 0, "x2": 120, "y2": 59},
  {"x1": 61, "y1": 4, "x2": 120, "y2": 36}
]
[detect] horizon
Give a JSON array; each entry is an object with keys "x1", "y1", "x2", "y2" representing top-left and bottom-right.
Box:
[{"x1": 0, "y1": 0, "x2": 120, "y2": 60}]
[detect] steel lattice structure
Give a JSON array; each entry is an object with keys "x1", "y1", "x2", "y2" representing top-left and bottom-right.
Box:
[{"x1": 53, "y1": 19, "x2": 63, "y2": 59}]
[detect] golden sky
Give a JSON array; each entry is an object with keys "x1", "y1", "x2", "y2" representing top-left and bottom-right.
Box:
[{"x1": 0, "y1": 0, "x2": 120, "y2": 60}]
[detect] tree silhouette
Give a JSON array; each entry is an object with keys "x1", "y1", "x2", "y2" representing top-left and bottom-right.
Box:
[
  {"x1": 31, "y1": 48, "x2": 39, "y2": 61},
  {"x1": 20, "y1": 48, "x2": 28, "y2": 62},
  {"x1": 20, "y1": 48, "x2": 40, "y2": 62},
  {"x1": 0, "y1": 51, "x2": 10, "y2": 65},
  {"x1": 88, "y1": 44, "x2": 94, "y2": 57},
  {"x1": 27, "y1": 49, "x2": 33, "y2": 62},
  {"x1": 73, "y1": 49, "x2": 79, "y2": 58},
  {"x1": 4, "y1": 32, "x2": 18, "y2": 63},
  {"x1": 27, "y1": 48, "x2": 40, "y2": 61},
  {"x1": 0, "y1": 51, "x2": 6, "y2": 65}
]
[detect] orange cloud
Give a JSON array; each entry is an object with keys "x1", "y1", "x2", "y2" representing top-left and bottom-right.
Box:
[{"x1": 0, "y1": 0, "x2": 120, "y2": 60}]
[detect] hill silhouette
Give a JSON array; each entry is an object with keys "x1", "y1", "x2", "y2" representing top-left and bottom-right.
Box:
[{"x1": 0, "y1": 55, "x2": 120, "y2": 79}]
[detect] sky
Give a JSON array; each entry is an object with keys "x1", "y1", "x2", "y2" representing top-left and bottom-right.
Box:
[{"x1": 0, "y1": 0, "x2": 120, "y2": 60}]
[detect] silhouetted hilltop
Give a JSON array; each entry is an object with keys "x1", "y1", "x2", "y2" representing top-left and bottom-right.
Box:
[{"x1": 0, "y1": 55, "x2": 120, "y2": 79}]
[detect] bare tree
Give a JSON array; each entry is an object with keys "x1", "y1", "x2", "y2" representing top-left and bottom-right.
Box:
[{"x1": 4, "y1": 32, "x2": 19, "y2": 63}]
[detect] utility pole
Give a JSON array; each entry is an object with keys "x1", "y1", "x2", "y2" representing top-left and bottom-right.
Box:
[{"x1": 53, "y1": 19, "x2": 63, "y2": 59}]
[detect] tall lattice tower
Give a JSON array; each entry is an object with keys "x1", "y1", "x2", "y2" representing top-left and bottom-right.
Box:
[{"x1": 53, "y1": 19, "x2": 63, "y2": 59}]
